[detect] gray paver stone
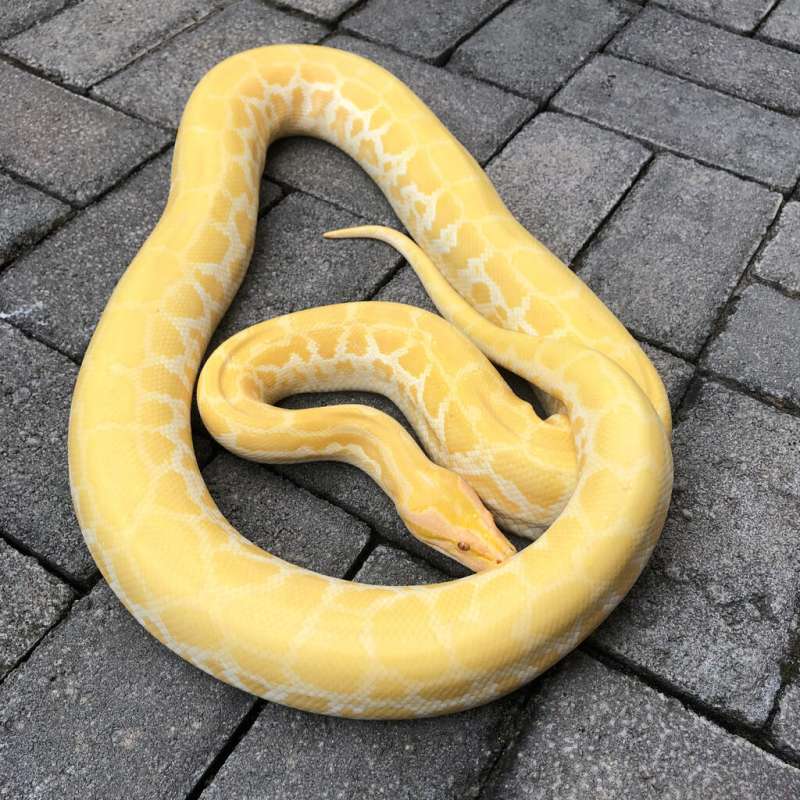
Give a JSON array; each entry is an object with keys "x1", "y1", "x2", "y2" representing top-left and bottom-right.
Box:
[
  {"x1": 640, "y1": 342, "x2": 693, "y2": 411},
  {"x1": 578, "y1": 154, "x2": 780, "y2": 358},
  {"x1": 0, "y1": 0, "x2": 68, "y2": 39},
  {"x1": 553, "y1": 54, "x2": 800, "y2": 191},
  {"x1": 703, "y1": 282, "x2": 800, "y2": 407},
  {"x1": 0, "y1": 61, "x2": 169, "y2": 206},
  {"x1": 92, "y1": 0, "x2": 327, "y2": 128},
  {"x1": 610, "y1": 6, "x2": 800, "y2": 114},
  {"x1": 655, "y1": 0, "x2": 774, "y2": 32},
  {"x1": 773, "y1": 676, "x2": 800, "y2": 758},
  {"x1": 594, "y1": 380, "x2": 800, "y2": 726},
  {"x1": 450, "y1": 0, "x2": 633, "y2": 100},
  {"x1": 0, "y1": 582, "x2": 252, "y2": 800},
  {"x1": 759, "y1": 0, "x2": 800, "y2": 51},
  {"x1": 0, "y1": 541, "x2": 73, "y2": 679},
  {"x1": 3, "y1": 0, "x2": 220, "y2": 89},
  {"x1": 753, "y1": 200, "x2": 800, "y2": 293},
  {"x1": 276, "y1": 0, "x2": 359, "y2": 21},
  {"x1": 355, "y1": 544, "x2": 448, "y2": 585}
]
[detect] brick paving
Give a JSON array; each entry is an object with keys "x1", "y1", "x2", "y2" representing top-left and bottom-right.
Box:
[{"x1": 1, "y1": 1, "x2": 799, "y2": 797}]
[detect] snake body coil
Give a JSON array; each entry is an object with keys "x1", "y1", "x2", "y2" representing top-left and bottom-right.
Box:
[{"x1": 68, "y1": 45, "x2": 673, "y2": 719}]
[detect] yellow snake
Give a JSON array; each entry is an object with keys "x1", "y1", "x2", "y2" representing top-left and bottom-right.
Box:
[{"x1": 68, "y1": 44, "x2": 673, "y2": 719}]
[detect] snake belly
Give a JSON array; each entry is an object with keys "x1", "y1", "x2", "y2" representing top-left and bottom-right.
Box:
[{"x1": 68, "y1": 44, "x2": 673, "y2": 719}]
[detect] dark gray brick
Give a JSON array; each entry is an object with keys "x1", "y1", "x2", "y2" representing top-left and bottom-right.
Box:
[
  {"x1": 610, "y1": 6, "x2": 800, "y2": 114},
  {"x1": 201, "y1": 546, "x2": 525, "y2": 800},
  {"x1": 0, "y1": 0, "x2": 67, "y2": 39},
  {"x1": 450, "y1": 0, "x2": 633, "y2": 100},
  {"x1": 773, "y1": 676, "x2": 800, "y2": 758},
  {"x1": 578, "y1": 154, "x2": 780, "y2": 358},
  {"x1": 355, "y1": 544, "x2": 448, "y2": 585},
  {"x1": 486, "y1": 112, "x2": 650, "y2": 263},
  {"x1": 0, "y1": 322, "x2": 94, "y2": 582},
  {"x1": 0, "y1": 541, "x2": 73, "y2": 679},
  {"x1": 703, "y1": 282, "x2": 800, "y2": 407},
  {"x1": 655, "y1": 0, "x2": 774, "y2": 32},
  {"x1": 341, "y1": 0, "x2": 505, "y2": 62},
  {"x1": 0, "y1": 582, "x2": 252, "y2": 800},
  {"x1": 640, "y1": 342, "x2": 693, "y2": 411},
  {"x1": 329, "y1": 35, "x2": 536, "y2": 164},
  {"x1": 92, "y1": 0, "x2": 326, "y2": 128},
  {"x1": 553, "y1": 54, "x2": 800, "y2": 190},
  {"x1": 487, "y1": 652, "x2": 800, "y2": 799},
  {"x1": 753, "y1": 200, "x2": 800, "y2": 293},
  {"x1": 3, "y1": 0, "x2": 219, "y2": 89},
  {"x1": 0, "y1": 174, "x2": 68, "y2": 266},
  {"x1": 277, "y1": 0, "x2": 359, "y2": 21},
  {"x1": 0, "y1": 61, "x2": 169, "y2": 206},
  {"x1": 203, "y1": 454, "x2": 369, "y2": 577},
  {"x1": 759, "y1": 0, "x2": 800, "y2": 51},
  {"x1": 594, "y1": 380, "x2": 800, "y2": 726}
]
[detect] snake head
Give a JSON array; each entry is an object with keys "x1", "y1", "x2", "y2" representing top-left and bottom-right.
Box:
[{"x1": 401, "y1": 470, "x2": 516, "y2": 572}]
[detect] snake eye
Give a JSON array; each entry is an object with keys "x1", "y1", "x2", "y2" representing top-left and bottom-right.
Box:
[{"x1": 457, "y1": 541, "x2": 470, "y2": 551}]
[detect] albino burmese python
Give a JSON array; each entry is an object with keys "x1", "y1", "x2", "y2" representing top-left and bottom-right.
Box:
[{"x1": 68, "y1": 45, "x2": 673, "y2": 719}]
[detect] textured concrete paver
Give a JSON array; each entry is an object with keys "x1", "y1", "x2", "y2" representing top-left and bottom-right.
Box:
[
  {"x1": 486, "y1": 112, "x2": 650, "y2": 262},
  {"x1": 450, "y1": 0, "x2": 633, "y2": 100},
  {"x1": 204, "y1": 454, "x2": 369, "y2": 577},
  {"x1": 704, "y1": 282, "x2": 800, "y2": 406},
  {"x1": 656, "y1": 0, "x2": 774, "y2": 32},
  {"x1": 0, "y1": 61, "x2": 169, "y2": 206},
  {"x1": 610, "y1": 6, "x2": 800, "y2": 114},
  {"x1": 753, "y1": 200, "x2": 800, "y2": 293},
  {"x1": 93, "y1": 0, "x2": 326, "y2": 128},
  {"x1": 759, "y1": 0, "x2": 800, "y2": 50},
  {"x1": 640, "y1": 342, "x2": 694, "y2": 411},
  {"x1": 0, "y1": 174, "x2": 68, "y2": 266},
  {"x1": 487, "y1": 653, "x2": 800, "y2": 799},
  {"x1": 594, "y1": 380, "x2": 800, "y2": 726},
  {"x1": 3, "y1": 0, "x2": 219, "y2": 89},
  {"x1": 0, "y1": 0, "x2": 68, "y2": 39},
  {"x1": 0, "y1": 582, "x2": 253, "y2": 800},
  {"x1": 553, "y1": 54, "x2": 800, "y2": 190},
  {"x1": 277, "y1": 0, "x2": 359, "y2": 21},
  {"x1": 579, "y1": 154, "x2": 780, "y2": 358},
  {"x1": 0, "y1": 322, "x2": 93, "y2": 582},
  {"x1": 355, "y1": 544, "x2": 448, "y2": 585},
  {"x1": 0, "y1": 541, "x2": 73, "y2": 679},
  {"x1": 773, "y1": 677, "x2": 800, "y2": 758},
  {"x1": 342, "y1": 0, "x2": 505, "y2": 62}
]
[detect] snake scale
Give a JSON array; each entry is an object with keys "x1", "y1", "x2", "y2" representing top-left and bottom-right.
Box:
[{"x1": 68, "y1": 45, "x2": 673, "y2": 719}]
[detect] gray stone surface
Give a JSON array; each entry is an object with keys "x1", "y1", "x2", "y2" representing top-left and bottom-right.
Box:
[
  {"x1": 355, "y1": 544, "x2": 449, "y2": 585},
  {"x1": 753, "y1": 200, "x2": 800, "y2": 293},
  {"x1": 341, "y1": 0, "x2": 505, "y2": 62},
  {"x1": 0, "y1": 61, "x2": 169, "y2": 206},
  {"x1": 487, "y1": 652, "x2": 800, "y2": 799},
  {"x1": 0, "y1": 0, "x2": 68, "y2": 39},
  {"x1": 0, "y1": 322, "x2": 94, "y2": 582},
  {"x1": 703, "y1": 282, "x2": 800, "y2": 407},
  {"x1": 641, "y1": 342, "x2": 694, "y2": 411},
  {"x1": 553, "y1": 54, "x2": 800, "y2": 191},
  {"x1": 486, "y1": 112, "x2": 650, "y2": 262},
  {"x1": 610, "y1": 6, "x2": 800, "y2": 114},
  {"x1": 0, "y1": 173, "x2": 68, "y2": 266},
  {"x1": 203, "y1": 453, "x2": 370, "y2": 577},
  {"x1": 0, "y1": 541, "x2": 73, "y2": 678},
  {"x1": 450, "y1": 0, "x2": 633, "y2": 100},
  {"x1": 655, "y1": 0, "x2": 774, "y2": 32},
  {"x1": 578, "y1": 154, "x2": 780, "y2": 358},
  {"x1": 93, "y1": 0, "x2": 326, "y2": 128},
  {"x1": 277, "y1": 0, "x2": 359, "y2": 21},
  {"x1": 773, "y1": 676, "x2": 800, "y2": 758},
  {"x1": 594, "y1": 380, "x2": 800, "y2": 726},
  {"x1": 3, "y1": 0, "x2": 219, "y2": 89},
  {"x1": 0, "y1": 582, "x2": 253, "y2": 800},
  {"x1": 759, "y1": 0, "x2": 800, "y2": 50}
]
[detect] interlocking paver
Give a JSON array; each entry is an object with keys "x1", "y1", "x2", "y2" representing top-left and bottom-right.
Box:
[
  {"x1": 92, "y1": 0, "x2": 326, "y2": 128},
  {"x1": 703, "y1": 282, "x2": 800, "y2": 407},
  {"x1": 773, "y1": 676, "x2": 800, "y2": 758},
  {"x1": 578, "y1": 154, "x2": 780, "y2": 358},
  {"x1": 204, "y1": 454, "x2": 370, "y2": 577},
  {"x1": 594, "y1": 380, "x2": 800, "y2": 726},
  {"x1": 449, "y1": 0, "x2": 634, "y2": 100},
  {"x1": 0, "y1": 541, "x2": 73, "y2": 679},
  {"x1": 0, "y1": 61, "x2": 169, "y2": 206},
  {"x1": 0, "y1": 173, "x2": 68, "y2": 267},
  {"x1": 758, "y1": 0, "x2": 800, "y2": 50},
  {"x1": 655, "y1": 0, "x2": 775, "y2": 32},
  {"x1": 640, "y1": 342, "x2": 694, "y2": 411},
  {"x1": 3, "y1": 0, "x2": 219, "y2": 90},
  {"x1": 553, "y1": 54, "x2": 800, "y2": 191},
  {"x1": 341, "y1": 0, "x2": 505, "y2": 62},
  {"x1": 0, "y1": 322, "x2": 93, "y2": 582},
  {"x1": 486, "y1": 652, "x2": 800, "y2": 799},
  {"x1": 356, "y1": 544, "x2": 447, "y2": 585},
  {"x1": 0, "y1": 582, "x2": 253, "y2": 800},
  {"x1": 610, "y1": 6, "x2": 800, "y2": 114},
  {"x1": 199, "y1": 545, "x2": 525, "y2": 800},
  {"x1": 277, "y1": 0, "x2": 359, "y2": 22},
  {"x1": 752, "y1": 200, "x2": 800, "y2": 293},
  {"x1": 486, "y1": 112, "x2": 650, "y2": 262},
  {"x1": 0, "y1": 0, "x2": 67, "y2": 39}
]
